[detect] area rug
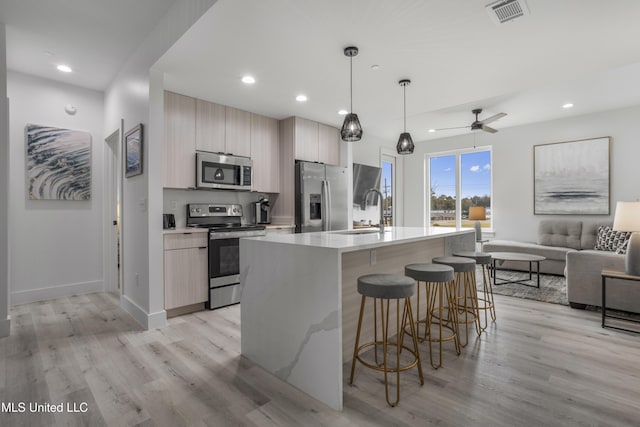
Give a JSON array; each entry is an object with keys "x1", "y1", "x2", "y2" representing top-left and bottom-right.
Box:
[{"x1": 476, "y1": 267, "x2": 568, "y2": 305}]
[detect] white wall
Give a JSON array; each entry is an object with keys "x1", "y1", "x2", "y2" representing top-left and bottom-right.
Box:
[
  {"x1": 403, "y1": 105, "x2": 640, "y2": 242},
  {"x1": 104, "y1": 0, "x2": 216, "y2": 329},
  {"x1": 0, "y1": 24, "x2": 10, "y2": 337},
  {"x1": 7, "y1": 71, "x2": 105, "y2": 304}
]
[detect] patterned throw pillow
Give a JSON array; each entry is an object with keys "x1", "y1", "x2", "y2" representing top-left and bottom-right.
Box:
[
  {"x1": 616, "y1": 239, "x2": 629, "y2": 255},
  {"x1": 594, "y1": 226, "x2": 631, "y2": 252}
]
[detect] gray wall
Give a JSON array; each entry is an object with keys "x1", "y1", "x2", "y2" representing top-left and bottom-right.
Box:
[
  {"x1": 403, "y1": 105, "x2": 640, "y2": 242},
  {"x1": 0, "y1": 24, "x2": 9, "y2": 337}
]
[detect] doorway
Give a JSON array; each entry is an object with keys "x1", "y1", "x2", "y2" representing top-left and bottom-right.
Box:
[{"x1": 104, "y1": 125, "x2": 122, "y2": 294}]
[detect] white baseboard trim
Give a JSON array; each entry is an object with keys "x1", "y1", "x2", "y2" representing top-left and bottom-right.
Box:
[
  {"x1": 0, "y1": 316, "x2": 10, "y2": 338},
  {"x1": 120, "y1": 294, "x2": 167, "y2": 330},
  {"x1": 10, "y1": 280, "x2": 104, "y2": 305}
]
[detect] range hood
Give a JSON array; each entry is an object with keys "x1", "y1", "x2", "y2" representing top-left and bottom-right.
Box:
[{"x1": 352, "y1": 163, "x2": 381, "y2": 206}]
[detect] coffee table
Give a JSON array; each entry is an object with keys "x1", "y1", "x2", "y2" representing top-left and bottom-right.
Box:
[{"x1": 488, "y1": 252, "x2": 546, "y2": 288}]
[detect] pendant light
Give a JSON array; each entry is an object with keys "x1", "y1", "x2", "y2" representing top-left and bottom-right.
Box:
[
  {"x1": 341, "y1": 46, "x2": 363, "y2": 142},
  {"x1": 396, "y1": 79, "x2": 415, "y2": 155}
]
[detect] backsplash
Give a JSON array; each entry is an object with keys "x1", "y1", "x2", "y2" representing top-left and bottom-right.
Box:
[{"x1": 163, "y1": 188, "x2": 271, "y2": 228}]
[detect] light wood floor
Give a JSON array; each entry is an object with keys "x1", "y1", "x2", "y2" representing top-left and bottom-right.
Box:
[{"x1": 1, "y1": 292, "x2": 639, "y2": 426}]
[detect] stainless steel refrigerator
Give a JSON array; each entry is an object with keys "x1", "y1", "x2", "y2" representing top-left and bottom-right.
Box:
[{"x1": 295, "y1": 161, "x2": 349, "y2": 233}]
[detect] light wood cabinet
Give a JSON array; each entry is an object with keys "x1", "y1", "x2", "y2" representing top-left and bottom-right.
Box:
[
  {"x1": 318, "y1": 123, "x2": 340, "y2": 166},
  {"x1": 164, "y1": 233, "x2": 208, "y2": 310},
  {"x1": 294, "y1": 117, "x2": 319, "y2": 162},
  {"x1": 164, "y1": 91, "x2": 196, "y2": 189},
  {"x1": 196, "y1": 99, "x2": 225, "y2": 153},
  {"x1": 225, "y1": 107, "x2": 251, "y2": 157},
  {"x1": 265, "y1": 225, "x2": 295, "y2": 235},
  {"x1": 251, "y1": 114, "x2": 280, "y2": 193}
]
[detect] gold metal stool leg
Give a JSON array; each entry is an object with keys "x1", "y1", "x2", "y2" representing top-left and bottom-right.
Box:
[
  {"x1": 351, "y1": 295, "x2": 424, "y2": 407},
  {"x1": 426, "y1": 279, "x2": 460, "y2": 369}
]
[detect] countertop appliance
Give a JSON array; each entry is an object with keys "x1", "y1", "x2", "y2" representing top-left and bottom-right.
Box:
[
  {"x1": 195, "y1": 151, "x2": 252, "y2": 191},
  {"x1": 295, "y1": 161, "x2": 348, "y2": 233},
  {"x1": 253, "y1": 196, "x2": 271, "y2": 224},
  {"x1": 186, "y1": 203, "x2": 266, "y2": 310},
  {"x1": 162, "y1": 213, "x2": 175, "y2": 229}
]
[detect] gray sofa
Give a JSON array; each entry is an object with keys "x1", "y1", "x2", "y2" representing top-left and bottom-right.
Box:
[{"x1": 484, "y1": 220, "x2": 640, "y2": 313}]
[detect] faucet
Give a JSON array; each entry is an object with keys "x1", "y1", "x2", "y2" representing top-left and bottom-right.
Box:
[{"x1": 361, "y1": 188, "x2": 384, "y2": 234}]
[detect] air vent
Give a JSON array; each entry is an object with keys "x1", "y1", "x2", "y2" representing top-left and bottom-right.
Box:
[{"x1": 486, "y1": 0, "x2": 529, "y2": 24}]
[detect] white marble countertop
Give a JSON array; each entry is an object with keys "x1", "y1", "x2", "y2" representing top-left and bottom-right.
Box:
[{"x1": 244, "y1": 226, "x2": 474, "y2": 253}]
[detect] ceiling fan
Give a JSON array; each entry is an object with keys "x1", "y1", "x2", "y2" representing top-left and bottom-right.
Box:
[{"x1": 433, "y1": 108, "x2": 507, "y2": 134}]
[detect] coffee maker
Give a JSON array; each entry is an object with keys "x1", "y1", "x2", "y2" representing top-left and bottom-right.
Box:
[{"x1": 253, "y1": 196, "x2": 271, "y2": 224}]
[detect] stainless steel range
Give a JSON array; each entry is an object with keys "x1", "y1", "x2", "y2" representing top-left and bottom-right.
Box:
[{"x1": 187, "y1": 203, "x2": 266, "y2": 309}]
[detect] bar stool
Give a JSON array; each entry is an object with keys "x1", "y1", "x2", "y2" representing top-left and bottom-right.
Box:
[
  {"x1": 349, "y1": 274, "x2": 424, "y2": 407},
  {"x1": 453, "y1": 251, "x2": 496, "y2": 331},
  {"x1": 404, "y1": 263, "x2": 460, "y2": 369},
  {"x1": 432, "y1": 256, "x2": 481, "y2": 347}
]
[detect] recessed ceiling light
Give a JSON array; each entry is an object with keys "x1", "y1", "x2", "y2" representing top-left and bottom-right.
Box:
[
  {"x1": 562, "y1": 103, "x2": 574, "y2": 109},
  {"x1": 338, "y1": 109, "x2": 348, "y2": 115},
  {"x1": 241, "y1": 75, "x2": 255, "y2": 84},
  {"x1": 57, "y1": 64, "x2": 72, "y2": 73},
  {"x1": 371, "y1": 65, "x2": 380, "y2": 70},
  {"x1": 296, "y1": 94, "x2": 308, "y2": 102},
  {"x1": 428, "y1": 129, "x2": 436, "y2": 133}
]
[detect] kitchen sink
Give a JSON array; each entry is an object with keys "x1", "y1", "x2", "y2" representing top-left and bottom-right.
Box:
[{"x1": 332, "y1": 229, "x2": 383, "y2": 235}]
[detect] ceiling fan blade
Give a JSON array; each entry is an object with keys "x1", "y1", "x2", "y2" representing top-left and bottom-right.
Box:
[
  {"x1": 478, "y1": 112, "x2": 507, "y2": 125},
  {"x1": 481, "y1": 125, "x2": 498, "y2": 134},
  {"x1": 432, "y1": 126, "x2": 470, "y2": 131}
]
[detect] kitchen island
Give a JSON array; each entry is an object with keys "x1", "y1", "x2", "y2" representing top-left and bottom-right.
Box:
[{"x1": 239, "y1": 227, "x2": 474, "y2": 410}]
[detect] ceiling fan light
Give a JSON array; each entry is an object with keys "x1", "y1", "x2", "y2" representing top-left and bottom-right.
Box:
[
  {"x1": 396, "y1": 132, "x2": 414, "y2": 155},
  {"x1": 341, "y1": 113, "x2": 363, "y2": 141}
]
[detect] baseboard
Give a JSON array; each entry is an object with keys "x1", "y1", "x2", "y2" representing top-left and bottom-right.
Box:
[
  {"x1": 120, "y1": 294, "x2": 167, "y2": 330},
  {"x1": 0, "y1": 316, "x2": 10, "y2": 338},
  {"x1": 10, "y1": 280, "x2": 103, "y2": 305}
]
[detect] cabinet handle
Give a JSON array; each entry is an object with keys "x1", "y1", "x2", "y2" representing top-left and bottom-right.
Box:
[
  {"x1": 183, "y1": 232, "x2": 193, "y2": 235},
  {"x1": 199, "y1": 246, "x2": 207, "y2": 249}
]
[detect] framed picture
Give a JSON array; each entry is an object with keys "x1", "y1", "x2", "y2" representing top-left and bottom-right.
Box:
[
  {"x1": 125, "y1": 123, "x2": 143, "y2": 178},
  {"x1": 534, "y1": 136, "x2": 610, "y2": 215},
  {"x1": 26, "y1": 124, "x2": 92, "y2": 200}
]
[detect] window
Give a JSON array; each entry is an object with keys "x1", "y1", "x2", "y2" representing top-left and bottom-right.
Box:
[
  {"x1": 381, "y1": 157, "x2": 394, "y2": 226},
  {"x1": 427, "y1": 147, "x2": 492, "y2": 230}
]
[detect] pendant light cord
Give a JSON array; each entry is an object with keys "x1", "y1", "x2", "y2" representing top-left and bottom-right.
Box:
[
  {"x1": 403, "y1": 84, "x2": 407, "y2": 132},
  {"x1": 350, "y1": 56, "x2": 353, "y2": 113}
]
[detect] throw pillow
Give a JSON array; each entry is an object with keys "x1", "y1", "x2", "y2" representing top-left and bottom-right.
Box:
[
  {"x1": 594, "y1": 225, "x2": 631, "y2": 252},
  {"x1": 616, "y1": 239, "x2": 629, "y2": 255}
]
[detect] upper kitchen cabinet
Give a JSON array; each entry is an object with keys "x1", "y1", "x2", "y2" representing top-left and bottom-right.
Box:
[
  {"x1": 318, "y1": 123, "x2": 340, "y2": 166},
  {"x1": 225, "y1": 107, "x2": 251, "y2": 157},
  {"x1": 195, "y1": 99, "x2": 225, "y2": 153},
  {"x1": 294, "y1": 117, "x2": 319, "y2": 163},
  {"x1": 251, "y1": 114, "x2": 280, "y2": 193},
  {"x1": 164, "y1": 91, "x2": 196, "y2": 189},
  {"x1": 287, "y1": 117, "x2": 340, "y2": 166}
]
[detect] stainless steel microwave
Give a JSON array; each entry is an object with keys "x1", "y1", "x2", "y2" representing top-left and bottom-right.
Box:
[{"x1": 196, "y1": 151, "x2": 252, "y2": 191}]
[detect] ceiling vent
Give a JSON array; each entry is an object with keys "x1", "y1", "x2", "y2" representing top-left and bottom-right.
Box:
[{"x1": 486, "y1": 0, "x2": 529, "y2": 24}]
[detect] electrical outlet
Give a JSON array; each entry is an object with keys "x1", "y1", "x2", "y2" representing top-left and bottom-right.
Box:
[
  {"x1": 138, "y1": 198, "x2": 147, "y2": 212},
  {"x1": 170, "y1": 200, "x2": 178, "y2": 211},
  {"x1": 370, "y1": 249, "x2": 376, "y2": 265}
]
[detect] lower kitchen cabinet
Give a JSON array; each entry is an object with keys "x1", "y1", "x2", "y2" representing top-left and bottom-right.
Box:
[{"x1": 164, "y1": 233, "x2": 208, "y2": 311}]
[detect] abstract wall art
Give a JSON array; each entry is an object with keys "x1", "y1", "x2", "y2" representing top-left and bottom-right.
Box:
[
  {"x1": 26, "y1": 124, "x2": 92, "y2": 200},
  {"x1": 125, "y1": 123, "x2": 143, "y2": 178},
  {"x1": 534, "y1": 137, "x2": 610, "y2": 215}
]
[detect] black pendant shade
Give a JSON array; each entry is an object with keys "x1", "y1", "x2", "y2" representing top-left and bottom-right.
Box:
[
  {"x1": 396, "y1": 79, "x2": 414, "y2": 155},
  {"x1": 341, "y1": 113, "x2": 363, "y2": 141},
  {"x1": 341, "y1": 46, "x2": 363, "y2": 142},
  {"x1": 396, "y1": 132, "x2": 414, "y2": 155}
]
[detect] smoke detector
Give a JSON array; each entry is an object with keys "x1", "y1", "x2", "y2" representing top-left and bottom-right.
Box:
[{"x1": 486, "y1": 0, "x2": 529, "y2": 24}]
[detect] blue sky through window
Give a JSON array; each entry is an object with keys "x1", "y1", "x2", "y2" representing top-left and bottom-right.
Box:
[{"x1": 430, "y1": 151, "x2": 491, "y2": 198}]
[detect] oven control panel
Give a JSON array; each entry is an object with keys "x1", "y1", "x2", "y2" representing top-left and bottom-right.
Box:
[{"x1": 189, "y1": 203, "x2": 243, "y2": 217}]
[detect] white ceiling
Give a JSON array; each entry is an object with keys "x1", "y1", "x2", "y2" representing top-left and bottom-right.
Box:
[
  {"x1": 3, "y1": 0, "x2": 640, "y2": 143},
  {"x1": 157, "y1": 0, "x2": 640, "y2": 142},
  {"x1": 0, "y1": 0, "x2": 177, "y2": 90}
]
